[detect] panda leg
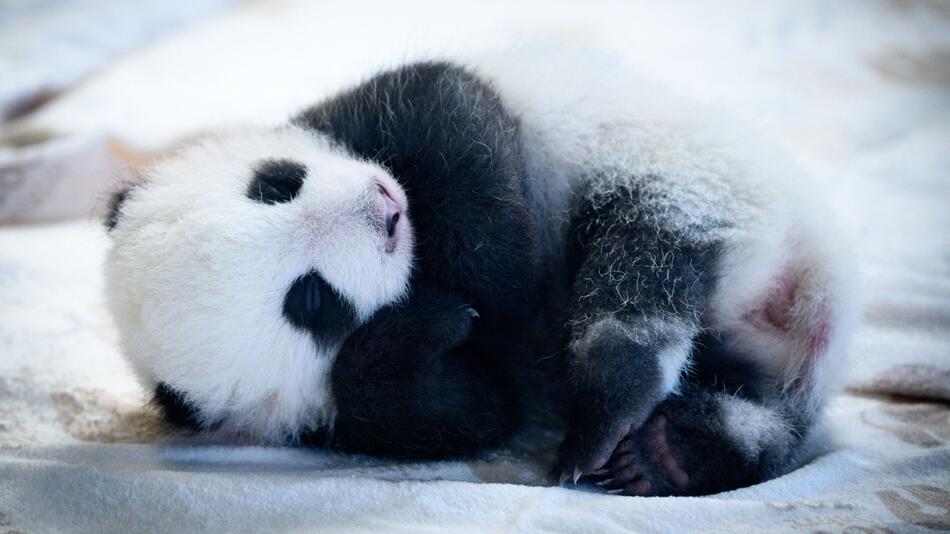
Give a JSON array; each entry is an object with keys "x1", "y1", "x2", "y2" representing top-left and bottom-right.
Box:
[
  {"x1": 325, "y1": 283, "x2": 517, "y2": 458},
  {"x1": 586, "y1": 226, "x2": 854, "y2": 495},
  {"x1": 587, "y1": 383, "x2": 802, "y2": 496},
  {"x1": 556, "y1": 187, "x2": 718, "y2": 481}
]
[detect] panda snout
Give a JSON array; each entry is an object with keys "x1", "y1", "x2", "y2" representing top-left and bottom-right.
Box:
[
  {"x1": 374, "y1": 179, "x2": 405, "y2": 252},
  {"x1": 379, "y1": 184, "x2": 400, "y2": 237}
]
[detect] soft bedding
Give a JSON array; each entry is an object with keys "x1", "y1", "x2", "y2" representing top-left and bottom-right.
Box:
[{"x1": 1, "y1": 1, "x2": 948, "y2": 532}]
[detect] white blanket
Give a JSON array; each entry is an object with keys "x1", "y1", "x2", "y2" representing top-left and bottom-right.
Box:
[{"x1": 1, "y1": 1, "x2": 948, "y2": 532}]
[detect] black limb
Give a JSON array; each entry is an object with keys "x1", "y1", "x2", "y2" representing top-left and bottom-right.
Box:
[
  {"x1": 327, "y1": 283, "x2": 518, "y2": 458},
  {"x1": 557, "y1": 182, "x2": 719, "y2": 480}
]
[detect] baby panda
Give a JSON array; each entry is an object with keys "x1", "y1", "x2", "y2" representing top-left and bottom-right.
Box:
[
  {"x1": 104, "y1": 48, "x2": 858, "y2": 497},
  {"x1": 105, "y1": 61, "x2": 540, "y2": 454}
]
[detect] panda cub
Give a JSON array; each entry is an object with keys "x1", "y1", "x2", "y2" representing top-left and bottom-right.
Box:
[{"x1": 104, "y1": 49, "x2": 857, "y2": 497}]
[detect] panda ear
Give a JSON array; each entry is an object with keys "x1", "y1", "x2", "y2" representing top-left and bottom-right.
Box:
[{"x1": 104, "y1": 185, "x2": 133, "y2": 231}]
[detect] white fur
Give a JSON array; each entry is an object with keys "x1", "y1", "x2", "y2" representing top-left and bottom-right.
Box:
[
  {"x1": 474, "y1": 47, "x2": 859, "y2": 407},
  {"x1": 569, "y1": 316, "x2": 694, "y2": 399},
  {"x1": 657, "y1": 339, "x2": 693, "y2": 396},
  {"x1": 105, "y1": 125, "x2": 414, "y2": 441},
  {"x1": 105, "y1": 47, "x2": 858, "y2": 443},
  {"x1": 717, "y1": 393, "x2": 792, "y2": 462}
]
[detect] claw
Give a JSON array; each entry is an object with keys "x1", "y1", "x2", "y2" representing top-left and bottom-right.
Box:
[
  {"x1": 558, "y1": 470, "x2": 570, "y2": 486},
  {"x1": 595, "y1": 478, "x2": 614, "y2": 487},
  {"x1": 573, "y1": 467, "x2": 582, "y2": 485},
  {"x1": 606, "y1": 488, "x2": 625, "y2": 495}
]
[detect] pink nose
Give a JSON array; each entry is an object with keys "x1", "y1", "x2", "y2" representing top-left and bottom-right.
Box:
[{"x1": 377, "y1": 182, "x2": 402, "y2": 239}]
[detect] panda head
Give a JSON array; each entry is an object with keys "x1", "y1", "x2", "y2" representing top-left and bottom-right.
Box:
[{"x1": 104, "y1": 125, "x2": 413, "y2": 442}]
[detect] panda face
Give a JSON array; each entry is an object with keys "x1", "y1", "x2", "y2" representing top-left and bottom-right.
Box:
[{"x1": 104, "y1": 126, "x2": 414, "y2": 441}]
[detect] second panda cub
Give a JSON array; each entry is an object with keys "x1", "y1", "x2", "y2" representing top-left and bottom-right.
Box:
[{"x1": 104, "y1": 49, "x2": 857, "y2": 497}]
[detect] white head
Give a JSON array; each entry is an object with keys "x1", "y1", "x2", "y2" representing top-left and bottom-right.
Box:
[{"x1": 104, "y1": 125, "x2": 414, "y2": 442}]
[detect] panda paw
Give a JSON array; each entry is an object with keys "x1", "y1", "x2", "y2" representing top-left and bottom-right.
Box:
[
  {"x1": 555, "y1": 409, "x2": 642, "y2": 486},
  {"x1": 555, "y1": 318, "x2": 670, "y2": 484},
  {"x1": 585, "y1": 414, "x2": 688, "y2": 496},
  {"x1": 397, "y1": 283, "x2": 479, "y2": 347},
  {"x1": 581, "y1": 407, "x2": 754, "y2": 497}
]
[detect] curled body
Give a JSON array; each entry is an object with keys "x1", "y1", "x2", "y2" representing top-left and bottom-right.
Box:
[
  {"x1": 481, "y1": 50, "x2": 858, "y2": 494},
  {"x1": 103, "y1": 48, "x2": 858, "y2": 496}
]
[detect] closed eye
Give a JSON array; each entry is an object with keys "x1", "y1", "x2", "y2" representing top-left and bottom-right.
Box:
[
  {"x1": 247, "y1": 158, "x2": 308, "y2": 204},
  {"x1": 283, "y1": 271, "x2": 358, "y2": 344}
]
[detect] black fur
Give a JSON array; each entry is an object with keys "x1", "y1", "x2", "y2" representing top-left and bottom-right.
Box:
[
  {"x1": 292, "y1": 63, "x2": 540, "y2": 458},
  {"x1": 556, "y1": 183, "x2": 721, "y2": 476},
  {"x1": 587, "y1": 373, "x2": 808, "y2": 496},
  {"x1": 587, "y1": 384, "x2": 761, "y2": 496},
  {"x1": 649, "y1": 387, "x2": 764, "y2": 494},
  {"x1": 246, "y1": 158, "x2": 307, "y2": 205},
  {"x1": 153, "y1": 382, "x2": 203, "y2": 430},
  {"x1": 291, "y1": 64, "x2": 792, "y2": 495},
  {"x1": 294, "y1": 62, "x2": 541, "y2": 323},
  {"x1": 329, "y1": 282, "x2": 517, "y2": 458},
  {"x1": 689, "y1": 331, "x2": 768, "y2": 401},
  {"x1": 283, "y1": 270, "x2": 359, "y2": 345},
  {"x1": 131, "y1": 61, "x2": 814, "y2": 496},
  {"x1": 104, "y1": 186, "x2": 132, "y2": 231}
]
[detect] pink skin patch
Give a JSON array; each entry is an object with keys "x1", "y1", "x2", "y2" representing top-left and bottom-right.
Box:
[
  {"x1": 649, "y1": 415, "x2": 690, "y2": 489},
  {"x1": 744, "y1": 267, "x2": 799, "y2": 333},
  {"x1": 743, "y1": 265, "x2": 833, "y2": 388},
  {"x1": 587, "y1": 264, "x2": 839, "y2": 497},
  {"x1": 594, "y1": 414, "x2": 689, "y2": 496},
  {"x1": 764, "y1": 270, "x2": 798, "y2": 331},
  {"x1": 374, "y1": 177, "x2": 408, "y2": 254}
]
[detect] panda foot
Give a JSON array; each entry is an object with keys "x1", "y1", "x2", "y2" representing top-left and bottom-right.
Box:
[{"x1": 586, "y1": 414, "x2": 690, "y2": 497}]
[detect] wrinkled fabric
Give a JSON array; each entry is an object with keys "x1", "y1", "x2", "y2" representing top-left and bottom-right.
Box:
[{"x1": 1, "y1": 1, "x2": 948, "y2": 532}]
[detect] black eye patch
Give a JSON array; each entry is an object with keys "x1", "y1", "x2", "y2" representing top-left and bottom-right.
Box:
[
  {"x1": 104, "y1": 184, "x2": 138, "y2": 231},
  {"x1": 153, "y1": 382, "x2": 203, "y2": 429},
  {"x1": 283, "y1": 271, "x2": 358, "y2": 344},
  {"x1": 247, "y1": 158, "x2": 308, "y2": 204}
]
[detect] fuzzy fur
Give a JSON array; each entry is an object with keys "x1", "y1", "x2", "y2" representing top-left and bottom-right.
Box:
[
  {"x1": 471, "y1": 49, "x2": 858, "y2": 491},
  {"x1": 103, "y1": 48, "x2": 858, "y2": 495},
  {"x1": 105, "y1": 126, "x2": 414, "y2": 441}
]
